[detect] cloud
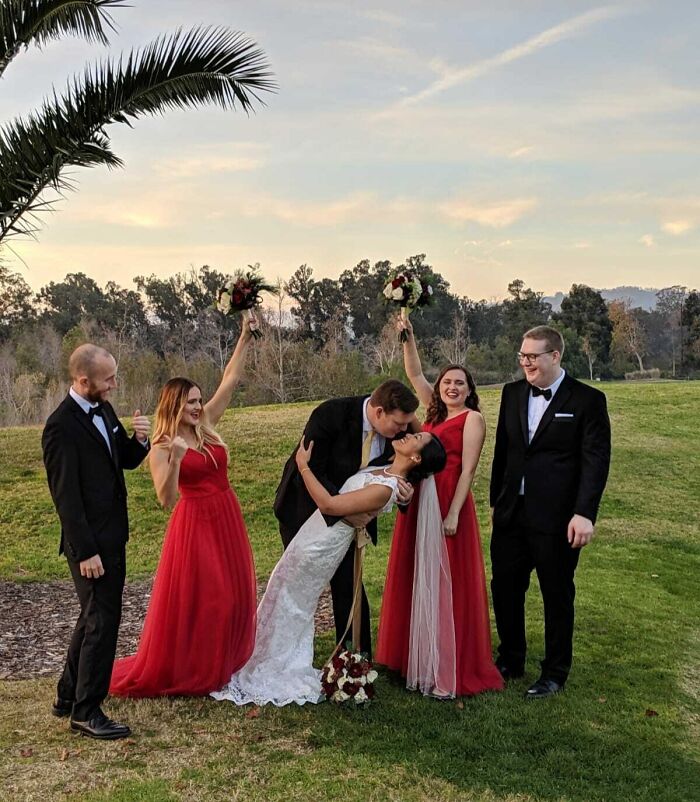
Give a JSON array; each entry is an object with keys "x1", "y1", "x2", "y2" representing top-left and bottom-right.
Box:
[
  {"x1": 508, "y1": 146, "x2": 535, "y2": 159},
  {"x1": 574, "y1": 241, "x2": 592, "y2": 249},
  {"x1": 153, "y1": 143, "x2": 266, "y2": 179},
  {"x1": 382, "y1": 5, "x2": 628, "y2": 113},
  {"x1": 440, "y1": 198, "x2": 538, "y2": 228},
  {"x1": 240, "y1": 192, "x2": 376, "y2": 227},
  {"x1": 661, "y1": 220, "x2": 692, "y2": 235},
  {"x1": 639, "y1": 234, "x2": 655, "y2": 247}
]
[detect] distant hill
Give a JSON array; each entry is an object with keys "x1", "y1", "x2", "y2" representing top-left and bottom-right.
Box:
[{"x1": 544, "y1": 286, "x2": 660, "y2": 312}]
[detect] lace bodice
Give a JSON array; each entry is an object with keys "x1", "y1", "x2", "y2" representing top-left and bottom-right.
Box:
[{"x1": 338, "y1": 468, "x2": 399, "y2": 514}]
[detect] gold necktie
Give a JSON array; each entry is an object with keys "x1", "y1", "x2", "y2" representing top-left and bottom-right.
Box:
[{"x1": 360, "y1": 429, "x2": 376, "y2": 468}]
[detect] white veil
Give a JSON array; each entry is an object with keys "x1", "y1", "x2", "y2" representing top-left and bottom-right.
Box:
[{"x1": 406, "y1": 474, "x2": 457, "y2": 698}]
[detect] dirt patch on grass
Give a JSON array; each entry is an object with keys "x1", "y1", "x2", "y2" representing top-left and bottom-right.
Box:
[{"x1": 0, "y1": 581, "x2": 334, "y2": 680}]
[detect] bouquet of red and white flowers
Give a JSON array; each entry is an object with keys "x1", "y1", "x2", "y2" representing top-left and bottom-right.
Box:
[
  {"x1": 321, "y1": 649, "x2": 378, "y2": 706},
  {"x1": 382, "y1": 269, "x2": 433, "y2": 341},
  {"x1": 216, "y1": 267, "x2": 276, "y2": 338}
]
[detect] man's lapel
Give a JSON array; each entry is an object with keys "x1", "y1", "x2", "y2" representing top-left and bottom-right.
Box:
[
  {"x1": 529, "y1": 375, "x2": 574, "y2": 449},
  {"x1": 68, "y1": 396, "x2": 116, "y2": 465},
  {"x1": 519, "y1": 381, "x2": 530, "y2": 447},
  {"x1": 102, "y1": 404, "x2": 121, "y2": 470}
]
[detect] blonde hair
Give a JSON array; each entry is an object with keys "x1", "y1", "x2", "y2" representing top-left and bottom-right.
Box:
[{"x1": 152, "y1": 377, "x2": 227, "y2": 464}]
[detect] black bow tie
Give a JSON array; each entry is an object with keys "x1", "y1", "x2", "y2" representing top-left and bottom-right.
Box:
[
  {"x1": 531, "y1": 386, "x2": 552, "y2": 401},
  {"x1": 88, "y1": 404, "x2": 105, "y2": 420}
]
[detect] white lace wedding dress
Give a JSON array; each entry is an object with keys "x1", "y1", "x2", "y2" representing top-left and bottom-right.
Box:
[{"x1": 211, "y1": 469, "x2": 399, "y2": 707}]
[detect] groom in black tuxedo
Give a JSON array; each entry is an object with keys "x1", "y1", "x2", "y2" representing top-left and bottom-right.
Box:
[
  {"x1": 274, "y1": 379, "x2": 419, "y2": 656},
  {"x1": 490, "y1": 325, "x2": 611, "y2": 698},
  {"x1": 43, "y1": 344, "x2": 150, "y2": 739}
]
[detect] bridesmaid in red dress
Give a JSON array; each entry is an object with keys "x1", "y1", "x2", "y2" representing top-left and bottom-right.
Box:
[
  {"x1": 110, "y1": 319, "x2": 258, "y2": 697},
  {"x1": 376, "y1": 318, "x2": 503, "y2": 697}
]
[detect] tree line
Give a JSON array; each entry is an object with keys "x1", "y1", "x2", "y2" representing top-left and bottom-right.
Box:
[{"x1": 1, "y1": 258, "x2": 698, "y2": 426}]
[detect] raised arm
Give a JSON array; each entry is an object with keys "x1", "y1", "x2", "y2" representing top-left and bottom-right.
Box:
[
  {"x1": 397, "y1": 317, "x2": 434, "y2": 408},
  {"x1": 203, "y1": 318, "x2": 256, "y2": 426},
  {"x1": 295, "y1": 439, "x2": 392, "y2": 516},
  {"x1": 443, "y1": 411, "x2": 486, "y2": 535}
]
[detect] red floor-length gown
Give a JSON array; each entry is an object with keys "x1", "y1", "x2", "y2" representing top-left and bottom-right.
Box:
[
  {"x1": 110, "y1": 444, "x2": 256, "y2": 697},
  {"x1": 376, "y1": 411, "x2": 503, "y2": 696}
]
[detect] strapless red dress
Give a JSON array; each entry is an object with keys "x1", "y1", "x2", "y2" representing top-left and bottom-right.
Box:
[{"x1": 110, "y1": 444, "x2": 256, "y2": 697}]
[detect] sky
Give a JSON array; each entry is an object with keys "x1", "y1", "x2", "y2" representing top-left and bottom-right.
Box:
[{"x1": 2, "y1": 0, "x2": 699, "y2": 300}]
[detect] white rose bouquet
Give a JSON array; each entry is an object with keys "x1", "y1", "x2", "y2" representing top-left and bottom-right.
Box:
[
  {"x1": 216, "y1": 267, "x2": 276, "y2": 339},
  {"x1": 382, "y1": 269, "x2": 434, "y2": 341},
  {"x1": 321, "y1": 649, "x2": 378, "y2": 706}
]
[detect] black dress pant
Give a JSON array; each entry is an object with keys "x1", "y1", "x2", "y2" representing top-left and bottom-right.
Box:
[
  {"x1": 280, "y1": 524, "x2": 372, "y2": 658},
  {"x1": 490, "y1": 503, "x2": 580, "y2": 684},
  {"x1": 57, "y1": 549, "x2": 126, "y2": 721}
]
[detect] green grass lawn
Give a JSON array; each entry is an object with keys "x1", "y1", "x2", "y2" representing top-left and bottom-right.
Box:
[{"x1": 1, "y1": 382, "x2": 699, "y2": 801}]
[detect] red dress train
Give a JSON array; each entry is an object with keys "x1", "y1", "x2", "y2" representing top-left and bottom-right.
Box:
[
  {"x1": 110, "y1": 444, "x2": 256, "y2": 697},
  {"x1": 376, "y1": 412, "x2": 503, "y2": 696}
]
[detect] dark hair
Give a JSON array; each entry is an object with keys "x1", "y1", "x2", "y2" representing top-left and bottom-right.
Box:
[
  {"x1": 523, "y1": 325, "x2": 565, "y2": 356},
  {"x1": 370, "y1": 379, "x2": 419, "y2": 414},
  {"x1": 407, "y1": 434, "x2": 447, "y2": 484},
  {"x1": 425, "y1": 365, "x2": 480, "y2": 424}
]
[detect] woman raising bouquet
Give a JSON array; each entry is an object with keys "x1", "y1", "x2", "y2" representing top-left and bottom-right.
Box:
[
  {"x1": 110, "y1": 318, "x2": 258, "y2": 697},
  {"x1": 376, "y1": 317, "x2": 503, "y2": 698}
]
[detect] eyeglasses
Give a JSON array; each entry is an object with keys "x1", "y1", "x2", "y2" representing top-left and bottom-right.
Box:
[{"x1": 517, "y1": 350, "x2": 554, "y2": 364}]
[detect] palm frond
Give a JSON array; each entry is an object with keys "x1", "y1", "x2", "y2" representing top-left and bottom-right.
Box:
[
  {"x1": 0, "y1": 0, "x2": 123, "y2": 77},
  {"x1": 0, "y1": 25, "x2": 274, "y2": 243}
]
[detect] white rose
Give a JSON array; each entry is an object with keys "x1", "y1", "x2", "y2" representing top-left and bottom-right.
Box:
[
  {"x1": 392, "y1": 288, "x2": 404, "y2": 301},
  {"x1": 337, "y1": 691, "x2": 350, "y2": 702},
  {"x1": 355, "y1": 688, "x2": 367, "y2": 703},
  {"x1": 336, "y1": 676, "x2": 346, "y2": 690},
  {"x1": 383, "y1": 283, "x2": 394, "y2": 299},
  {"x1": 217, "y1": 290, "x2": 231, "y2": 313},
  {"x1": 325, "y1": 668, "x2": 336, "y2": 683},
  {"x1": 367, "y1": 670, "x2": 378, "y2": 683}
]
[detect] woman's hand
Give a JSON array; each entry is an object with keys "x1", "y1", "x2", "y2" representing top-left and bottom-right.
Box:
[
  {"x1": 443, "y1": 510, "x2": 459, "y2": 536},
  {"x1": 295, "y1": 437, "x2": 313, "y2": 471},
  {"x1": 242, "y1": 312, "x2": 259, "y2": 340},
  {"x1": 158, "y1": 435, "x2": 188, "y2": 462},
  {"x1": 396, "y1": 314, "x2": 413, "y2": 338}
]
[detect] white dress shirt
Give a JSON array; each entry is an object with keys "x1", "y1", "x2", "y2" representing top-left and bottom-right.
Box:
[
  {"x1": 362, "y1": 397, "x2": 385, "y2": 464},
  {"x1": 520, "y1": 369, "x2": 566, "y2": 494}
]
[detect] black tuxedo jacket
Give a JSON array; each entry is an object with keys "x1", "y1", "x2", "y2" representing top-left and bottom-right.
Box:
[
  {"x1": 490, "y1": 374, "x2": 611, "y2": 536},
  {"x1": 42, "y1": 395, "x2": 150, "y2": 562},
  {"x1": 273, "y1": 395, "x2": 404, "y2": 544}
]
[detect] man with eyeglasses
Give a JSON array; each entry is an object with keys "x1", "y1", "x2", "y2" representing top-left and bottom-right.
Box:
[{"x1": 490, "y1": 325, "x2": 611, "y2": 699}]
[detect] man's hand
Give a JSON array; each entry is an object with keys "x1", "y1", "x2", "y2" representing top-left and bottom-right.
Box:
[
  {"x1": 396, "y1": 478, "x2": 414, "y2": 506},
  {"x1": 80, "y1": 554, "x2": 104, "y2": 579},
  {"x1": 567, "y1": 514, "x2": 594, "y2": 548},
  {"x1": 132, "y1": 409, "x2": 150, "y2": 443},
  {"x1": 344, "y1": 511, "x2": 379, "y2": 528}
]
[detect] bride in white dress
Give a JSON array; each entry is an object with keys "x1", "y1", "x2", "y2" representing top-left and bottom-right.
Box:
[{"x1": 212, "y1": 431, "x2": 447, "y2": 707}]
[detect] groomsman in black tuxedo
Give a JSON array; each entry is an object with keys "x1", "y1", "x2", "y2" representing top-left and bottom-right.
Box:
[
  {"x1": 274, "y1": 380, "x2": 418, "y2": 656},
  {"x1": 490, "y1": 325, "x2": 611, "y2": 698},
  {"x1": 43, "y1": 344, "x2": 150, "y2": 739}
]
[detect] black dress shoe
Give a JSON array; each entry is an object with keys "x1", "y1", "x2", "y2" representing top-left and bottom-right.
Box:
[
  {"x1": 70, "y1": 711, "x2": 131, "y2": 740},
  {"x1": 496, "y1": 663, "x2": 524, "y2": 681},
  {"x1": 52, "y1": 697, "x2": 73, "y2": 718},
  {"x1": 525, "y1": 678, "x2": 563, "y2": 699}
]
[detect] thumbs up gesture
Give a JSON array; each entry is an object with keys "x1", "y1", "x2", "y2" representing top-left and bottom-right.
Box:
[{"x1": 132, "y1": 409, "x2": 150, "y2": 443}]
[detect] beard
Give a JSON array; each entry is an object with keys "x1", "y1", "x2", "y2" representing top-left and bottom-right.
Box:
[{"x1": 85, "y1": 384, "x2": 109, "y2": 404}]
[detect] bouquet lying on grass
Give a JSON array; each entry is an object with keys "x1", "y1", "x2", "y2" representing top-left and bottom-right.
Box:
[
  {"x1": 216, "y1": 267, "x2": 276, "y2": 338},
  {"x1": 382, "y1": 269, "x2": 433, "y2": 341},
  {"x1": 321, "y1": 648, "x2": 378, "y2": 706}
]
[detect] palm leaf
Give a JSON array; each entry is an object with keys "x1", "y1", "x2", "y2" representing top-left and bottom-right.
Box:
[
  {"x1": 0, "y1": 0, "x2": 123, "y2": 77},
  {"x1": 0, "y1": 25, "x2": 274, "y2": 242}
]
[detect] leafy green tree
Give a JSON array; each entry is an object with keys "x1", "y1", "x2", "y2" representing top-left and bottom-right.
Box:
[
  {"x1": 36, "y1": 272, "x2": 107, "y2": 334},
  {"x1": 339, "y1": 258, "x2": 393, "y2": 340},
  {"x1": 502, "y1": 279, "x2": 551, "y2": 345},
  {"x1": 0, "y1": 264, "x2": 35, "y2": 340},
  {"x1": 0, "y1": 1, "x2": 273, "y2": 244},
  {"x1": 556, "y1": 284, "x2": 612, "y2": 379},
  {"x1": 683, "y1": 291, "x2": 700, "y2": 370}
]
